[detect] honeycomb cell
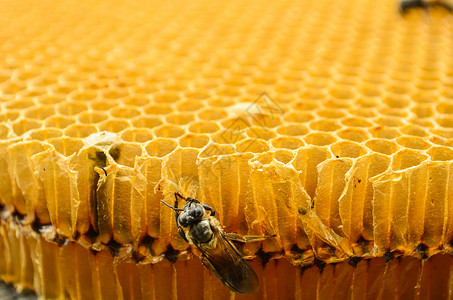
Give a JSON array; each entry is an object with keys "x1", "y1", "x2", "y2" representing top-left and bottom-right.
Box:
[
  {"x1": 154, "y1": 124, "x2": 185, "y2": 138},
  {"x1": 436, "y1": 102, "x2": 453, "y2": 114},
  {"x1": 175, "y1": 100, "x2": 205, "y2": 112},
  {"x1": 391, "y1": 149, "x2": 430, "y2": 171},
  {"x1": 179, "y1": 133, "x2": 210, "y2": 148},
  {"x1": 69, "y1": 90, "x2": 98, "y2": 102},
  {"x1": 270, "y1": 136, "x2": 305, "y2": 150},
  {"x1": 273, "y1": 149, "x2": 295, "y2": 164},
  {"x1": 436, "y1": 116, "x2": 453, "y2": 128},
  {"x1": 283, "y1": 111, "x2": 314, "y2": 123},
  {"x1": 120, "y1": 128, "x2": 153, "y2": 143},
  {"x1": 57, "y1": 102, "x2": 89, "y2": 116},
  {"x1": 330, "y1": 141, "x2": 368, "y2": 158},
  {"x1": 11, "y1": 118, "x2": 41, "y2": 136},
  {"x1": 236, "y1": 138, "x2": 270, "y2": 153},
  {"x1": 316, "y1": 108, "x2": 346, "y2": 119},
  {"x1": 77, "y1": 111, "x2": 108, "y2": 124},
  {"x1": 131, "y1": 116, "x2": 162, "y2": 129},
  {"x1": 309, "y1": 119, "x2": 341, "y2": 132},
  {"x1": 90, "y1": 100, "x2": 118, "y2": 112},
  {"x1": 427, "y1": 146, "x2": 453, "y2": 162},
  {"x1": 276, "y1": 124, "x2": 308, "y2": 136},
  {"x1": 110, "y1": 107, "x2": 141, "y2": 119},
  {"x1": 98, "y1": 119, "x2": 130, "y2": 133},
  {"x1": 188, "y1": 121, "x2": 220, "y2": 134},
  {"x1": 411, "y1": 104, "x2": 434, "y2": 118},
  {"x1": 4, "y1": 99, "x2": 35, "y2": 110},
  {"x1": 304, "y1": 132, "x2": 337, "y2": 146},
  {"x1": 47, "y1": 137, "x2": 85, "y2": 156},
  {"x1": 337, "y1": 128, "x2": 370, "y2": 142},
  {"x1": 64, "y1": 124, "x2": 98, "y2": 138},
  {"x1": 365, "y1": 139, "x2": 400, "y2": 155},
  {"x1": 165, "y1": 112, "x2": 195, "y2": 125},
  {"x1": 341, "y1": 117, "x2": 373, "y2": 128},
  {"x1": 369, "y1": 126, "x2": 400, "y2": 139},
  {"x1": 396, "y1": 136, "x2": 431, "y2": 150},
  {"x1": 399, "y1": 124, "x2": 428, "y2": 137},
  {"x1": 144, "y1": 104, "x2": 173, "y2": 115},
  {"x1": 28, "y1": 128, "x2": 63, "y2": 141},
  {"x1": 44, "y1": 115, "x2": 76, "y2": 129},
  {"x1": 145, "y1": 138, "x2": 178, "y2": 157}
]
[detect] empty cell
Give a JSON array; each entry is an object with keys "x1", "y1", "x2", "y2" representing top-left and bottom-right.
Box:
[
  {"x1": 383, "y1": 95, "x2": 410, "y2": 108},
  {"x1": 69, "y1": 90, "x2": 97, "y2": 101},
  {"x1": 271, "y1": 136, "x2": 304, "y2": 150},
  {"x1": 145, "y1": 138, "x2": 178, "y2": 157},
  {"x1": 365, "y1": 139, "x2": 400, "y2": 156},
  {"x1": 110, "y1": 107, "x2": 141, "y2": 118},
  {"x1": 436, "y1": 116, "x2": 453, "y2": 128},
  {"x1": 304, "y1": 132, "x2": 337, "y2": 146},
  {"x1": 47, "y1": 137, "x2": 85, "y2": 156},
  {"x1": 337, "y1": 128, "x2": 370, "y2": 142},
  {"x1": 4, "y1": 99, "x2": 35, "y2": 110},
  {"x1": 436, "y1": 102, "x2": 453, "y2": 114},
  {"x1": 143, "y1": 103, "x2": 173, "y2": 115},
  {"x1": 316, "y1": 108, "x2": 346, "y2": 119},
  {"x1": 391, "y1": 149, "x2": 429, "y2": 171},
  {"x1": 121, "y1": 95, "x2": 150, "y2": 107},
  {"x1": 431, "y1": 128, "x2": 453, "y2": 139},
  {"x1": 399, "y1": 124, "x2": 428, "y2": 137},
  {"x1": 64, "y1": 124, "x2": 98, "y2": 138},
  {"x1": 131, "y1": 116, "x2": 162, "y2": 129},
  {"x1": 283, "y1": 111, "x2": 314, "y2": 123},
  {"x1": 120, "y1": 128, "x2": 153, "y2": 143},
  {"x1": 245, "y1": 127, "x2": 276, "y2": 140},
  {"x1": 100, "y1": 88, "x2": 129, "y2": 100},
  {"x1": 197, "y1": 108, "x2": 228, "y2": 121},
  {"x1": 369, "y1": 126, "x2": 400, "y2": 139},
  {"x1": 179, "y1": 133, "x2": 210, "y2": 148},
  {"x1": 396, "y1": 136, "x2": 431, "y2": 150},
  {"x1": 330, "y1": 141, "x2": 368, "y2": 158},
  {"x1": 411, "y1": 91, "x2": 438, "y2": 103},
  {"x1": 77, "y1": 111, "x2": 108, "y2": 124},
  {"x1": 374, "y1": 117, "x2": 404, "y2": 127},
  {"x1": 359, "y1": 83, "x2": 382, "y2": 97},
  {"x1": 44, "y1": 115, "x2": 76, "y2": 129},
  {"x1": 427, "y1": 146, "x2": 453, "y2": 161},
  {"x1": 188, "y1": 121, "x2": 220, "y2": 134},
  {"x1": 176, "y1": 100, "x2": 205, "y2": 112},
  {"x1": 236, "y1": 138, "x2": 270, "y2": 153},
  {"x1": 273, "y1": 149, "x2": 295, "y2": 164},
  {"x1": 292, "y1": 101, "x2": 318, "y2": 111},
  {"x1": 58, "y1": 102, "x2": 89, "y2": 116},
  {"x1": 309, "y1": 119, "x2": 341, "y2": 132},
  {"x1": 165, "y1": 112, "x2": 195, "y2": 125},
  {"x1": 341, "y1": 117, "x2": 373, "y2": 128},
  {"x1": 11, "y1": 118, "x2": 41, "y2": 136},
  {"x1": 90, "y1": 100, "x2": 118, "y2": 111},
  {"x1": 98, "y1": 119, "x2": 130, "y2": 133},
  {"x1": 153, "y1": 124, "x2": 185, "y2": 138},
  {"x1": 24, "y1": 105, "x2": 56, "y2": 120},
  {"x1": 276, "y1": 124, "x2": 308, "y2": 136},
  {"x1": 28, "y1": 128, "x2": 63, "y2": 140}
]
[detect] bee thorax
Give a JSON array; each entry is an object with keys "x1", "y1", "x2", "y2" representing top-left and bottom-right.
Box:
[{"x1": 189, "y1": 219, "x2": 213, "y2": 244}]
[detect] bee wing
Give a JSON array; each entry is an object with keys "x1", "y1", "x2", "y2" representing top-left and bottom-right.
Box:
[{"x1": 197, "y1": 227, "x2": 259, "y2": 294}]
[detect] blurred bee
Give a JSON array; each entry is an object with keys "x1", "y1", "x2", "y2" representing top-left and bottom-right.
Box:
[
  {"x1": 400, "y1": 0, "x2": 453, "y2": 14},
  {"x1": 161, "y1": 192, "x2": 259, "y2": 294}
]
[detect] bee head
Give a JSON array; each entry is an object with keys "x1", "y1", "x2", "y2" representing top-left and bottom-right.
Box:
[{"x1": 178, "y1": 202, "x2": 204, "y2": 227}]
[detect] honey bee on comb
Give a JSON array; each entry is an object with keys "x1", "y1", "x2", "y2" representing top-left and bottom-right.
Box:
[
  {"x1": 399, "y1": 0, "x2": 453, "y2": 14},
  {"x1": 161, "y1": 192, "x2": 273, "y2": 294}
]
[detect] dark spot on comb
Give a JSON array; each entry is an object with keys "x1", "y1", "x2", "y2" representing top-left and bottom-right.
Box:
[
  {"x1": 291, "y1": 244, "x2": 305, "y2": 254},
  {"x1": 256, "y1": 248, "x2": 273, "y2": 266},
  {"x1": 415, "y1": 243, "x2": 429, "y2": 259},
  {"x1": 349, "y1": 256, "x2": 362, "y2": 267},
  {"x1": 314, "y1": 257, "x2": 326, "y2": 273},
  {"x1": 384, "y1": 250, "x2": 394, "y2": 262},
  {"x1": 163, "y1": 245, "x2": 179, "y2": 263},
  {"x1": 109, "y1": 145, "x2": 121, "y2": 161},
  {"x1": 106, "y1": 238, "x2": 123, "y2": 256}
]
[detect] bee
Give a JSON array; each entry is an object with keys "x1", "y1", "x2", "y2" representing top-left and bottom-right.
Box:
[
  {"x1": 161, "y1": 192, "x2": 259, "y2": 294},
  {"x1": 399, "y1": 0, "x2": 453, "y2": 14}
]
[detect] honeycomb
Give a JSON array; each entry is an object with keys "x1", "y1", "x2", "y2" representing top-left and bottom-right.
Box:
[{"x1": 1, "y1": 0, "x2": 453, "y2": 298}]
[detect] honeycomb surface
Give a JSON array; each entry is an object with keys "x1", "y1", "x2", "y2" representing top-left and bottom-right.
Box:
[{"x1": 1, "y1": 0, "x2": 453, "y2": 298}]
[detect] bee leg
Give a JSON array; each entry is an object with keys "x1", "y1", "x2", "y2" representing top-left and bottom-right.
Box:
[
  {"x1": 201, "y1": 203, "x2": 215, "y2": 216},
  {"x1": 399, "y1": 0, "x2": 428, "y2": 14},
  {"x1": 178, "y1": 228, "x2": 189, "y2": 243},
  {"x1": 225, "y1": 233, "x2": 276, "y2": 243}
]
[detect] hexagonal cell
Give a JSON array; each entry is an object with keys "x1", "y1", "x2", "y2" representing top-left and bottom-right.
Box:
[
  {"x1": 359, "y1": 83, "x2": 382, "y2": 97},
  {"x1": 292, "y1": 100, "x2": 318, "y2": 111},
  {"x1": 36, "y1": 95, "x2": 66, "y2": 105},
  {"x1": 110, "y1": 107, "x2": 141, "y2": 119},
  {"x1": 436, "y1": 116, "x2": 453, "y2": 128},
  {"x1": 411, "y1": 104, "x2": 434, "y2": 118},
  {"x1": 304, "y1": 132, "x2": 337, "y2": 146},
  {"x1": 408, "y1": 118, "x2": 436, "y2": 128},
  {"x1": 378, "y1": 107, "x2": 408, "y2": 118},
  {"x1": 24, "y1": 105, "x2": 56, "y2": 120},
  {"x1": 47, "y1": 137, "x2": 85, "y2": 156},
  {"x1": 199, "y1": 143, "x2": 235, "y2": 158},
  {"x1": 99, "y1": 88, "x2": 129, "y2": 100},
  {"x1": 58, "y1": 102, "x2": 89, "y2": 116},
  {"x1": 144, "y1": 103, "x2": 173, "y2": 115},
  {"x1": 374, "y1": 116, "x2": 405, "y2": 127},
  {"x1": 130, "y1": 116, "x2": 162, "y2": 129},
  {"x1": 4, "y1": 99, "x2": 35, "y2": 110},
  {"x1": 98, "y1": 119, "x2": 131, "y2": 133},
  {"x1": 386, "y1": 82, "x2": 414, "y2": 95},
  {"x1": 77, "y1": 111, "x2": 108, "y2": 124},
  {"x1": 396, "y1": 136, "x2": 431, "y2": 150},
  {"x1": 245, "y1": 127, "x2": 276, "y2": 140},
  {"x1": 341, "y1": 117, "x2": 373, "y2": 128},
  {"x1": 208, "y1": 98, "x2": 234, "y2": 108},
  {"x1": 365, "y1": 139, "x2": 400, "y2": 155},
  {"x1": 273, "y1": 149, "x2": 295, "y2": 164},
  {"x1": 251, "y1": 115, "x2": 283, "y2": 128},
  {"x1": 175, "y1": 100, "x2": 205, "y2": 112},
  {"x1": 64, "y1": 124, "x2": 98, "y2": 138},
  {"x1": 391, "y1": 149, "x2": 429, "y2": 171},
  {"x1": 328, "y1": 86, "x2": 356, "y2": 100},
  {"x1": 28, "y1": 128, "x2": 63, "y2": 140},
  {"x1": 430, "y1": 128, "x2": 453, "y2": 139},
  {"x1": 165, "y1": 112, "x2": 195, "y2": 125},
  {"x1": 179, "y1": 133, "x2": 210, "y2": 148},
  {"x1": 0, "y1": 123, "x2": 11, "y2": 139},
  {"x1": 337, "y1": 128, "x2": 370, "y2": 142},
  {"x1": 427, "y1": 146, "x2": 453, "y2": 162},
  {"x1": 188, "y1": 121, "x2": 220, "y2": 134},
  {"x1": 399, "y1": 124, "x2": 428, "y2": 137},
  {"x1": 369, "y1": 126, "x2": 400, "y2": 139},
  {"x1": 330, "y1": 141, "x2": 368, "y2": 158},
  {"x1": 411, "y1": 91, "x2": 438, "y2": 103},
  {"x1": 153, "y1": 124, "x2": 185, "y2": 138},
  {"x1": 152, "y1": 92, "x2": 181, "y2": 103},
  {"x1": 316, "y1": 108, "x2": 346, "y2": 119},
  {"x1": 120, "y1": 128, "x2": 153, "y2": 143},
  {"x1": 436, "y1": 102, "x2": 453, "y2": 114},
  {"x1": 236, "y1": 139, "x2": 270, "y2": 153},
  {"x1": 0, "y1": 111, "x2": 19, "y2": 122},
  {"x1": 355, "y1": 97, "x2": 380, "y2": 109},
  {"x1": 145, "y1": 138, "x2": 178, "y2": 157},
  {"x1": 110, "y1": 142, "x2": 143, "y2": 167},
  {"x1": 276, "y1": 124, "x2": 309, "y2": 136},
  {"x1": 44, "y1": 115, "x2": 76, "y2": 129},
  {"x1": 383, "y1": 95, "x2": 410, "y2": 109},
  {"x1": 197, "y1": 107, "x2": 228, "y2": 121},
  {"x1": 121, "y1": 95, "x2": 150, "y2": 107},
  {"x1": 211, "y1": 129, "x2": 246, "y2": 145},
  {"x1": 90, "y1": 100, "x2": 118, "y2": 111},
  {"x1": 270, "y1": 136, "x2": 304, "y2": 150},
  {"x1": 309, "y1": 119, "x2": 341, "y2": 132},
  {"x1": 11, "y1": 118, "x2": 41, "y2": 136},
  {"x1": 184, "y1": 91, "x2": 210, "y2": 101},
  {"x1": 69, "y1": 90, "x2": 98, "y2": 102},
  {"x1": 283, "y1": 111, "x2": 314, "y2": 123}
]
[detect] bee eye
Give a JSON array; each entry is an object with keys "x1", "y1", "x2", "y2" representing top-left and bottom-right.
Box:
[
  {"x1": 179, "y1": 213, "x2": 190, "y2": 227},
  {"x1": 191, "y1": 206, "x2": 203, "y2": 218}
]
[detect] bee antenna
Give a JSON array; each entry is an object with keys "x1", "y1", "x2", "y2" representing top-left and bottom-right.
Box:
[{"x1": 161, "y1": 200, "x2": 184, "y2": 211}]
